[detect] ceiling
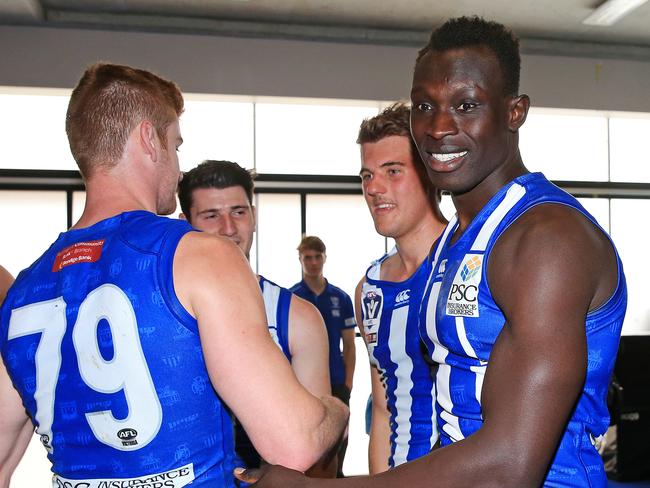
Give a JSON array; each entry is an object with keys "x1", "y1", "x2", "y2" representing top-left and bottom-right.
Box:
[{"x1": 2, "y1": 0, "x2": 650, "y2": 59}]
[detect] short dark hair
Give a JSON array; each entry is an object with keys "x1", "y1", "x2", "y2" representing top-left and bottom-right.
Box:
[
  {"x1": 357, "y1": 102, "x2": 411, "y2": 144},
  {"x1": 357, "y1": 102, "x2": 441, "y2": 204},
  {"x1": 417, "y1": 16, "x2": 521, "y2": 96},
  {"x1": 298, "y1": 236, "x2": 326, "y2": 255},
  {"x1": 178, "y1": 160, "x2": 255, "y2": 219},
  {"x1": 66, "y1": 63, "x2": 183, "y2": 177}
]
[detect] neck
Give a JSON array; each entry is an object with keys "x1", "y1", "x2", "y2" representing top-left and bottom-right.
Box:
[
  {"x1": 383, "y1": 208, "x2": 446, "y2": 281},
  {"x1": 303, "y1": 274, "x2": 326, "y2": 294},
  {"x1": 453, "y1": 155, "x2": 527, "y2": 233},
  {"x1": 73, "y1": 169, "x2": 157, "y2": 229}
]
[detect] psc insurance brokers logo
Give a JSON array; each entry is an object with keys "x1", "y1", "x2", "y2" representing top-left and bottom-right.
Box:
[{"x1": 446, "y1": 254, "x2": 483, "y2": 318}]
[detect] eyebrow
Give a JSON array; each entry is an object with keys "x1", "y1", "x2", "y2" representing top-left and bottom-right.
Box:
[
  {"x1": 196, "y1": 204, "x2": 250, "y2": 216},
  {"x1": 359, "y1": 160, "x2": 405, "y2": 176}
]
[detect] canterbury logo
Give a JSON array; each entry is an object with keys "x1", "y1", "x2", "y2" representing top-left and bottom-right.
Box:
[{"x1": 395, "y1": 289, "x2": 410, "y2": 304}]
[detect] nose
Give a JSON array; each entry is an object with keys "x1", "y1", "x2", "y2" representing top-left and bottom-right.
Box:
[
  {"x1": 365, "y1": 175, "x2": 385, "y2": 197},
  {"x1": 429, "y1": 110, "x2": 458, "y2": 140},
  {"x1": 218, "y1": 214, "x2": 236, "y2": 237}
]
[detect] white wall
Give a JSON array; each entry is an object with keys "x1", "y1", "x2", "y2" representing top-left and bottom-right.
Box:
[{"x1": 2, "y1": 25, "x2": 650, "y2": 112}]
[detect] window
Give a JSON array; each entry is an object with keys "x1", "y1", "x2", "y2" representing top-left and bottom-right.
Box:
[
  {"x1": 0, "y1": 89, "x2": 75, "y2": 170},
  {"x1": 609, "y1": 114, "x2": 650, "y2": 183},
  {"x1": 519, "y1": 108, "x2": 609, "y2": 181},
  {"x1": 255, "y1": 101, "x2": 380, "y2": 175}
]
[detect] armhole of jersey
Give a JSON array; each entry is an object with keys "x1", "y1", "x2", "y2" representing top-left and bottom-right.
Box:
[
  {"x1": 157, "y1": 225, "x2": 200, "y2": 335},
  {"x1": 278, "y1": 289, "x2": 292, "y2": 361}
]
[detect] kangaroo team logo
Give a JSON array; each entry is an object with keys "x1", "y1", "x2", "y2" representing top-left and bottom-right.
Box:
[{"x1": 446, "y1": 254, "x2": 483, "y2": 317}]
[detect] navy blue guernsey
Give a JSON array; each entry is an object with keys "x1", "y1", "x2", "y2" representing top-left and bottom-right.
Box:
[
  {"x1": 290, "y1": 280, "x2": 355, "y2": 386},
  {"x1": 361, "y1": 249, "x2": 437, "y2": 468},
  {"x1": 419, "y1": 173, "x2": 627, "y2": 487},
  {"x1": 0, "y1": 211, "x2": 237, "y2": 487}
]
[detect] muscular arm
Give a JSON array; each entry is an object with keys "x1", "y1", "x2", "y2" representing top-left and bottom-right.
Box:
[
  {"x1": 354, "y1": 278, "x2": 389, "y2": 474},
  {"x1": 239, "y1": 204, "x2": 619, "y2": 487},
  {"x1": 368, "y1": 368, "x2": 390, "y2": 474},
  {"x1": 289, "y1": 295, "x2": 331, "y2": 398},
  {"x1": 174, "y1": 232, "x2": 348, "y2": 472},
  {"x1": 0, "y1": 268, "x2": 34, "y2": 488}
]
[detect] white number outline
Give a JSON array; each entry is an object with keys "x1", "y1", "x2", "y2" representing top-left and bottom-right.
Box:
[{"x1": 8, "y1": 284, "x2": 162, "y2": 452}]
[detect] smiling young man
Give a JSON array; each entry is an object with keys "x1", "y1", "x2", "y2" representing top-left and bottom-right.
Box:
[
  {"x1": 355, "y1": 103, "x2": 446, "y2": 473},
  {"x1": 236, "y1": 16, "x2": 627, "y2": 488},
  {"x1": 0, "y1": 64, "x2": 347, "y2": 487},
  {"x1": 178, "y1": 160, "x2": 337, "y2": 477}
]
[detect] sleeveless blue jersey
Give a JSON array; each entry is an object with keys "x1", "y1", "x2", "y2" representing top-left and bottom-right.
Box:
[
  {"x1": 419, "y1": 173, "x2": 627, "y2": 487},
  {"x1": 0, "y1": 211, "x2": 237, "y2": 487},
  {"x1": 259, "y1": 275, "x2": 292, "y2": 361},
  {"x1": 361, "y1": 249, "x2": 437, "y2": 468}
]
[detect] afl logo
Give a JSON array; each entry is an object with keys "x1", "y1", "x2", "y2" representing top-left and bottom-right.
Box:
[{"x1": 118, "y1": 428, "x2": 138, "y2": 446}]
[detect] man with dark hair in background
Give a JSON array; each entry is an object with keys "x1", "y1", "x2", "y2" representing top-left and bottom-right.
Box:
[
  {"x1": 291, "y1": 236, "x2": 356, "y2": 478},
  {"x1": 237, "y1": 15, "x2": 626, "y2": 488},
  {"x1": 0, "y1": 63, "x2": 347, "y2": 487},
  {"x1": 178, "y1": 160, "x2": 337, "y2": 477},
  {"x1": 355, "y1": 102, "x2": 446, "y2": 473}
]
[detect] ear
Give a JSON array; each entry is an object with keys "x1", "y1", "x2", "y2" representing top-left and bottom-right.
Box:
[
  {"x1": 139, "y1": 120, "x2": 160, "y2": 162},
  {"x1": 507, "y1": 94, "x2": 530, "y2": 132},
  {"x1": 251, "y1": 205, "x2": 257, "y2": 229},
  {"x1": 179, "y1": 212, "x2": 188, "y2": 221}
]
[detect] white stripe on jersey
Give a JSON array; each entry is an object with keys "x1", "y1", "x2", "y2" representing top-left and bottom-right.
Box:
[
  {"x1": 471, "y1": 183, "x2": 526, "y2": 252},
  {"x1": 439, "y1": 379, "x2": 464, "y2": 442},
  {"x1": 455, "y1": 316, "x2": 479, "y2": 360},
  {"x1": 261, "y1": 281, "x2": 281, "y2": 328},
  {"x1": 470, "y1": 362, "x2": 487, "y2": 419},
  {"x1": 425, "y1": 280, "x2": 448, "y2": 365},
  {"x1": 388, "y1": 305, "x2": 413, "y2": 466}
]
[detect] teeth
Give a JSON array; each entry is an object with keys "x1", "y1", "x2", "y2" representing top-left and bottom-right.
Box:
[
  {"x1": 376, "y1": 203, "x2": 394, "y2": 209},
  {"x1": 431, "y1": 151, "x2": 467, "y2": 162}
]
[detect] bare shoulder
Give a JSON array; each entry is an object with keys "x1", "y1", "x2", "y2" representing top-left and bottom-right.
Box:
[
  {"x1": 173, "y1": 230, "x2": 257, "y2": 317},
  {"x1": 489, "y1": 202, "x2": 617, "y2": 312},
  {"x1": 289, "y1": 295, "x2": 325, "y2": 332},
  {"x1": 0, "y1": 265, "x2": 14, "y2": 302}
]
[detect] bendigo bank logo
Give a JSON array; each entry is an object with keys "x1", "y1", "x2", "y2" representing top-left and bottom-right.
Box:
[{"x1": 446, "y1": 254, "x2": 482, "y2": 318}]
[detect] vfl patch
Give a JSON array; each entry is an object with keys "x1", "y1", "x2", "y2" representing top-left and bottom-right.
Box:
[
  {"x1": 446, "y1": 254, "x2": 483, "y2": 317},
  {"x1": 52, "y1": 240, "x2": 105, "y2": 272},
  {"x1": 361, "y1": 285, "x2": 383, "y2": 345}
]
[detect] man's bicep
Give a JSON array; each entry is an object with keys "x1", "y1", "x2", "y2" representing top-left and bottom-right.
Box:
[{"x1": 478, "y1": 212, "x2": 600, "y2": 481}]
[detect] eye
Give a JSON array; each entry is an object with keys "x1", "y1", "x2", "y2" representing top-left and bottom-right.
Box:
[
  {"x1": 360, "y1": 172, "x2": 372, "y2": 182},
  {"x1": 414, "y1": 102, "x2": 432, "y2": 112},
  {"x1": 457, "y1": 101, "x2": 478, "y2": 112},
  {"x1": 388, "y1": 168, "x2": 401, "y2": 176}
]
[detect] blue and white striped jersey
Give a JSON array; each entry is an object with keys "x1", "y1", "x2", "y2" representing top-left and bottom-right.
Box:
[
  {"x1": 420, "y1": 173, "x2": 627, "y2": 487},
  {"x1": 259, "y1": 275, "x2": 292, "y2": 361},
  {"x1": 362, "y1": 249, "x2": 437, "y2": 468}
]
